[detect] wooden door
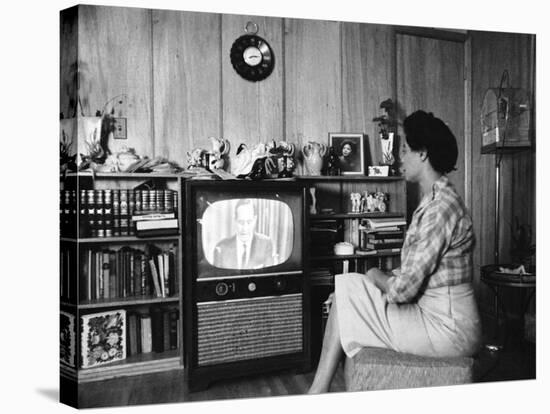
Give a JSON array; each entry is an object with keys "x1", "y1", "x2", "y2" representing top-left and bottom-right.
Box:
[{"x1": 396, "y1": 33, "x2": 467, "y2": 218}]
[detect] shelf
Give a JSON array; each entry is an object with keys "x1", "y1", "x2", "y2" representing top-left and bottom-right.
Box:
[
  {"x1": 311, "y1": 212, "x2": 404, "y2": 220},
  {"x1": 61, "y1": 235, "x2": 180, "y2": 243},
  {"x1": 61, "y1": 171, "x2": 189, "y2": 179},
  {"x1": 312, "y1": 251, "x2": 401, "y2": 261},
  {"x1": 481, "y1": 141, "x2": 532, "y2": 154},
  {"x1": 296, "y1": 175, "x2": 403, "y2": 182},
  {"x1": 61, "y1": 349, "x2": 181, "y2": 383},
  {"x1": 79, "y1": 296, "x2": 180, "y2": 310}
]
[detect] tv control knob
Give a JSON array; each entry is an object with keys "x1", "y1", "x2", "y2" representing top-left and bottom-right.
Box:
[
  {"x1": 248, "y1": 282, "x2": 256, "y2": 292},
  {"x1": 215, "y1": 282, "x2": 229, "y2": 296},
  {"x1": 274, "y1": 278, "x2": 286, "y2": 291}
]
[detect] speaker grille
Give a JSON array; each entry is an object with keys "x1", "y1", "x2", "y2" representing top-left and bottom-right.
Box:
[{"x1": 197, "y1": 294, "x2": 303, "y2": 366}]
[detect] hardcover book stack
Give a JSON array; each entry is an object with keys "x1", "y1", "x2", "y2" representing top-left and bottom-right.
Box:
[
  {"x1": 69, "y1": 188, "x2": 178, "y2": 238},
  {"x1": 80, "y1": 244, "x2": 178, "y2": 302},
  {"x1": 357, "y1": 217, "x2": 406, "y2": 255}
]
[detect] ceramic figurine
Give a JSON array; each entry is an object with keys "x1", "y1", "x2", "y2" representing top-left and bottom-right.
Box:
[
  {"x1": 310, "y1": 187, "x2": 318, "y2": 215},
  {"x1": 350, "y1": 192, "x2": 361, "y2": 213},
  {"x1": 366, "y1": 192, "x2": 375, "y2": 212},
  {"x1": 374, "y1": 191, "x2": 388, "y2": 212}
]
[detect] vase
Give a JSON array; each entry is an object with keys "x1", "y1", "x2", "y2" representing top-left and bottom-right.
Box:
[{"x1": 302, "y1": 141, "x2": 327, "y2": 175}]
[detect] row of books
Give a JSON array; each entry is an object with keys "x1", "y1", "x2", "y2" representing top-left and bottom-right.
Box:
[
  {"x1": 60, "y1": 188, "x2": 178, "y2": 238},
  {"x1": 79, "y1": 244, "x2": 178, "y2": 302},
  {"x1": 126, "y1": 307, "x2": 180, "y2": 357},
  {"x1": 357, "y1": 217, "x2": 406, "y2": 255},
  {"x1": 72, "y1": 307, "x2": 181, "y2": 369}
]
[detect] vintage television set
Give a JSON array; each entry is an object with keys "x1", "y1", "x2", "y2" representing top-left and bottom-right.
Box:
[{"x1": 184, "y1": 179, "x2": 310, "y2": 390}]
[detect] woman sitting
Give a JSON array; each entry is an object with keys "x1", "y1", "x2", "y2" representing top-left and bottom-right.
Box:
[{"x1": 308, "y1": 110, "x2": 482, "y2": 394}]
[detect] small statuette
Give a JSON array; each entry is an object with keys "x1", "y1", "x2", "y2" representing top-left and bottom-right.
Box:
[
  {"x1": 350, "y1": 192, "x2": 362, "y2": 213},
  {"x1": 310, "y1": 187, "x2": 318, "y2": 215}
]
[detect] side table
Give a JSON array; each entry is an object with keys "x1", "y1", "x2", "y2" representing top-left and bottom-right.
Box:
[{"x1": 481, "y1": 264, "x2": 535, "y2": 350}]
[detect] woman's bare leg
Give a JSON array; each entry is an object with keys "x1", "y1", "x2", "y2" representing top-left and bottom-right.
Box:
[{"x1": 308, "y1": 298, "x2": 344, "y2": 394}]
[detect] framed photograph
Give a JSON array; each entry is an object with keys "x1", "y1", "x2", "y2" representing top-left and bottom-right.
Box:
[{"x1": 329, "y1": 133, "x2": 366, "y2": 175}]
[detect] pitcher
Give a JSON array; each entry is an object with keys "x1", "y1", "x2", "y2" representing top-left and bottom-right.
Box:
[{"x1": 302, "y1": 141, "x2": 327, "y2": 175}]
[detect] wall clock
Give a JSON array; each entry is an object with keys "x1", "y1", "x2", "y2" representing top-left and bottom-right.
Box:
[{"x1": 230, "y1": 22, "x2": 274, "y2": 82}]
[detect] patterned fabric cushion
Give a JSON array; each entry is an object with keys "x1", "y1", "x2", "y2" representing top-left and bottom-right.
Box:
[{"x1": 344, "y1": 347, "x2": 473, "y2": 391}]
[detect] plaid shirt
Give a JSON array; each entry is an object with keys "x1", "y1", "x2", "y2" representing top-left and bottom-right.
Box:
[{"x1": 386, "y1": 175, "x2": 475, "y2": 304}]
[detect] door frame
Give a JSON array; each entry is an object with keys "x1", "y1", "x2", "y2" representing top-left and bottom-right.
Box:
[{"x1": 392, "y1": 26, "x2": 472, "y2": 213}]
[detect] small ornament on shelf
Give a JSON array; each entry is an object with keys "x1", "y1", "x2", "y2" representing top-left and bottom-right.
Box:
[
  {"x1": 302, "y1": 141, "x2": 327, "y2": 176},
  {"x1": 372, "y1": 98, "x2": 398, "y2": 176},
  {"x1": 361, "y1": 190, "x2": 389, "y2": 213},
  {"x1": 309, "y1": 187, "x2": 318, "y2": 215},
  {"x1": 349, "y1": 192, "x2": 362, "y2": 213},
  {"x1": 326, "y1": 146, "x2": 341, "y2": 176},
  {"x1": 265, "y1": 140, "x2": 296, "y2": 178}
]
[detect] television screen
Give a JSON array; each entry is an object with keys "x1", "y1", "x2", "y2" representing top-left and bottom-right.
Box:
[
  {"x1": 190, "y1": 184, "x2": 304, "y2": 279},
  {"x1": 201, "y1": 198, "x2": 293, "y2": 270}
]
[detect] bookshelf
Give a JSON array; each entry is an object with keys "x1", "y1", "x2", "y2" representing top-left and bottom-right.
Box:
[
  {"x1": 297, "y1": 175, "x2": 407, "y2": 362},
  {"x1": 60, "y1": 172, "x2": 186, "y2": 385}
]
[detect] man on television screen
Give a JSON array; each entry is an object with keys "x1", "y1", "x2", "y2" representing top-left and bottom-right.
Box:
[{"x1": 213, "y1": 199, "x2": 275, "y2": 269}]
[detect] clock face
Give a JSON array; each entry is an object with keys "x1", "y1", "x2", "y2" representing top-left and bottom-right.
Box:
[
  {"x1": 243, "y1": 46, "x2": 262, "y2": 66},
  {"x1": 230, "y1": 35, "x2": 275, "y2": 82}
]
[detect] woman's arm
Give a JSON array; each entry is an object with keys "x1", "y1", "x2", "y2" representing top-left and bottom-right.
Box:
[{"x1": 366, "y1": 267, "x2": 392, "y2": 294}]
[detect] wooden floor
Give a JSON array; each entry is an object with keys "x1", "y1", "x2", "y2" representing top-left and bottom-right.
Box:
[
  {"x1": 77, "y1": 364, "x2": 346, "y2": 408},
  {"x1": 74, "y1": 316, "x2": 535, "y2": 409}
]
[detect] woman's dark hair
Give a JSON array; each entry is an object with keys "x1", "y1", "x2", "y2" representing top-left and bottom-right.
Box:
[{"x1": 403, "y1": 110, "x2": 458, "y2": 174}]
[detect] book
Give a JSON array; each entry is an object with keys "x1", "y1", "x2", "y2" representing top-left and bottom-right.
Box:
[
  {"x1": 136, "y1": 228, "x2": 179, "y2": 238},
  {"x1": 112, "y1": 189, "x2": 120, "y2": 236},
  {"x1": 149, "y1": 259, "x2": 163, "y2": 297},
  {"x1": 127, "y1": 312, "x2": 139, "y2": 357},
  {"x1": 163, "y1": 252, "x2": 170, "y2": 296},
  {"x1": 136, "y1": 219, "x2": 178, "y2": 231},
  {"x1": 119, "y1": 189, "x2": 129, "y2": 236},
  {"x1": 151, "y1": 307, "x2": 164, "y2": 353},
  {"x1": 364, "y1": 230, "x2": 404, "y2": 239},
  {"x1": 169, "y1": 310, "x2": 179, "y2": 350},
  {"x1": 362, "y1": 217, "x2": 406, "y2": 230},
  {"x1": 102, "y1": 250, "x2": 111, "y2": 299},
  {"x1": 158, "y1": 254, "x2": 166, "y2": 298},
  {"x1": 163, "y1": 310, "x2": 171, "y2": 352},
  {"x1": 81, "y1": 309, "x2": 126, "y2": 368},
  {"x1": 140, "y1": 313, "x2": 152, "y2": 354},
  {"x1": 109, "y1": 251, "x2": 117, "y2": 299},
  {"x1": 60, "y1": 311, "x2": 76, "y2": 367},
  {"x1": 366, "y1": 242, "x2": 403, "y2": 250},
  {"x1": 131, "y1": 212, "x2": 176, "y2": 221},
  {"x1": 365, "y1": 237, "x2": 404, "y2": 244}
]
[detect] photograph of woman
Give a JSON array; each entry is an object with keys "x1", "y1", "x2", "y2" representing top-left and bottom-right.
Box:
[
  {"x1": 338, "y1": 141, "x2": 357, "y2": 172},
  {"x1": 309, "y1": 110, "x2": 482, "y2": 394},
  {"x1": 329, "y1": 134, "x2": 365, "y2": 174}
]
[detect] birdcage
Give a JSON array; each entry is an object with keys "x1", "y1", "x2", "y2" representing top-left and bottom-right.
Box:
[{"x1": 481, "y1": 87, "x2": 530, "y2": 147}]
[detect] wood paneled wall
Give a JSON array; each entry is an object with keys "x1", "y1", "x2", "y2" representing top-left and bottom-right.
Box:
[
  {"x1": 470, "y1": 31, "x2": 536, "y2": 313},
  {"x1": 60, "y1": 5, "x2": 535, "y2": 312},
  {"x1": 77, "y1": 6, "x2": 154, "y2": 157},
  {"x1": 151, "y1": 10, "x2": 221, "y2": 163}
]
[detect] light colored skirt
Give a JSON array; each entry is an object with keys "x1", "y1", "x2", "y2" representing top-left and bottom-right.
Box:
[{"x1": 335, "y1": 272, "x2": 482, "y2": 359}]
